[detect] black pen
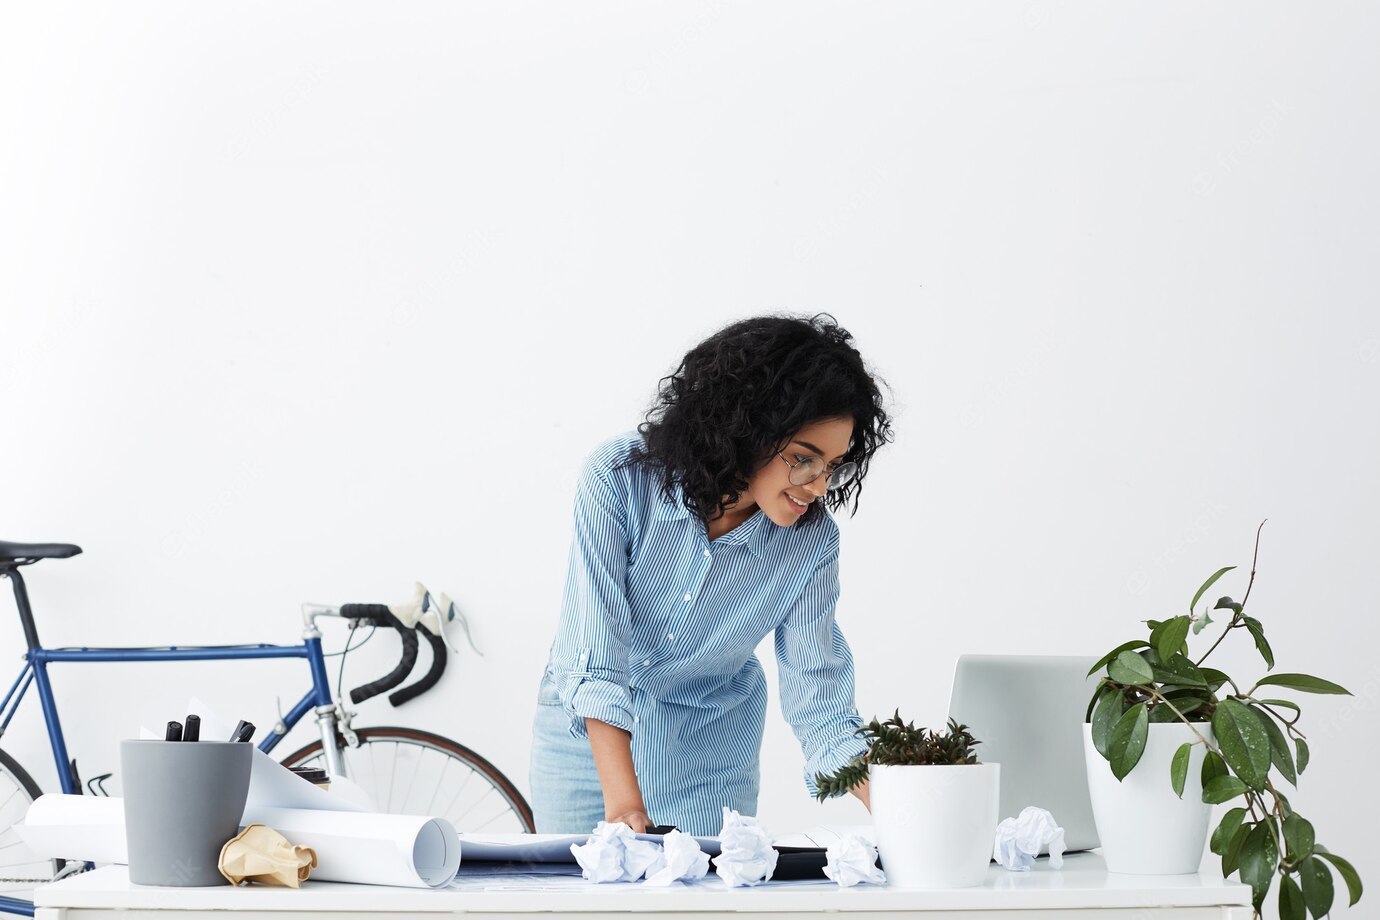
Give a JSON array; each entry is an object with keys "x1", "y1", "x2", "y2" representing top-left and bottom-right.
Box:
[
  {"x1": 165, "y1": 720, "x2": 183, "y2": 742},
  {"x1": 183, "y1": 714, "x2": 200, "y2": 742}
]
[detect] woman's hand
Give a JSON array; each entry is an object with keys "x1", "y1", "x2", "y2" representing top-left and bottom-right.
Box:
[
  {"x1": 586, "y1": 718, "x2": 651, "y2": 833},
  {"x1": 850, "y1": 777, "x2": 872, "y2": 812},
  {"x1": 606, "y1": 808, "x2": 652, "y2": 833}
]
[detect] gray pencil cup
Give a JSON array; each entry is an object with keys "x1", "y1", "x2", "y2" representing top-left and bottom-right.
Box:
[{"x1": 120, "y1": 740, "x2": 253, "y2": 886}]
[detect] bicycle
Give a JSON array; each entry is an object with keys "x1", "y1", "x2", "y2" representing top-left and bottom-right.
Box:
[{"x1": 0, "y1": 539, "x2": 534, "y2": 917}]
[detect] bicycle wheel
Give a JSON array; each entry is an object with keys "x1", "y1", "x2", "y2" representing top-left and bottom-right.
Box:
[
  {"x1": 279, "y1": 727, "x2": 534, "y2": 834},
  {"x1": 0, "y1": 747, "x2": 63, "y2": 901}
]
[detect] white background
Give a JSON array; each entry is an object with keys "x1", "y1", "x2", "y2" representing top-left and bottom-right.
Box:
[{"x1": 2, "y1": 2, "x2": 1377, "y2": 914}]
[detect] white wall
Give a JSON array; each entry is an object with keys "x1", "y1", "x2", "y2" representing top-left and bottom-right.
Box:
[{"x1": 2, "y1": 2, "x2": 1376, "y2": 912}]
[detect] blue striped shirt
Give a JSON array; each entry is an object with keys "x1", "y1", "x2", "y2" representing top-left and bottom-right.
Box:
[{"x1": 541, "y1": 430, "x2": 868, "y2": 835}]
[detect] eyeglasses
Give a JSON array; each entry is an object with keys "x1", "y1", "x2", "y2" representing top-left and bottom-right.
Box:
[{"x1": 775, "y1": 450, "x2": 859, "y2": 491}]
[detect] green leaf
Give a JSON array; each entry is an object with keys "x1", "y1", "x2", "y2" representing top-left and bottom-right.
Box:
[
  {"x1": 1213, "y1": 699, "x2": 1272, "y2": 790},
  {"x1": 1254, "y1": 673, "x2": 1352, "y2": 695},
  {"x1": 1085, "y1": 684, "x2": 1103, "y2": 722},
  {"x1": 1211, "y1": 807, "x2": 1248, "y2": 856},
  {"x1": 1315, "y1": 849, "x2": 1363, "y2": 907},
  {"x1": 1160, "y1": 694, "x2": 1208, "y2": 719},
  {"x1": 1087, "y1": 640, "x2": 1150, "y2": 677},
  {"x1": 1238, "y1": 821, "x2": 1280, "y2": 912},
  {"x1": 1191, "y1": 609, "x2": 1213, "y2": 634},
  {"x1": 1295, "y1": 737, "x2": 1310, "y2": 775},
  {"x1": 1109, "y1": 703, "x2": 1149, "y2": 781},
  {"x1": 1091, "y1": 687, "x2": 1126, "y2": 759},
  {"x1": 1278, "y1": 873, "x2": 1306, "y2": 920},
  {"x1": 1257, "y1": 698, "x2": 1301, "y2": 720},
  {"x1": 1149, "y1": 700, "x2": 1194, "y2": 722},
  {"x1": 1213, "y1": 595, "x2": 1243, "y2": 614},
  {"x1": 1152, "y1": 615, "x2": 1192, "y2": 663},
  {"x1": 1191, "y1": 565, "x2": 1236, "y2": 614},
  {"x1": 1299, "y1": 856, "x2": 1335, "y2": 918},
  {"x1": 1249, "y1": 704, "x2": 1296, "y2": 786},
  {"x1": 1282, "y1": 813, "x2": 1315, "y2": 862},
  {"x1": 1222, "y1": 822, "x2": 1251, "y2": 878},
  {"x1": 1200, "y1": 667, "x2": 1231, "y2": 693},
  {"x1": 1201, "y1": 748, "x2": 1228, "y2": 787},
  {"x1": 1109, "y1": 650, "x2": 1155, "y2": 685},
  {"x1": 1202, "y1": 774, "x2": 1249, "y2": 804},
  {"x1": 1170, "y1": 742, "x2": 1191, "y2": 798},
  {"x1": 1152, "y1": 653, "x2": 1209, "y2": 689},
  {"x1": 1242, "y1": 616, "x2": 1274, "y2": 670}
]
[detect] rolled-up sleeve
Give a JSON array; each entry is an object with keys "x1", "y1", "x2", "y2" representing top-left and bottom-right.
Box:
[
  {"x1": 773, "y1": 523, "x2": 868, "y2": 797},
  {"x1": 551, "y1": 450, "x2": 636, "y2": 739}
]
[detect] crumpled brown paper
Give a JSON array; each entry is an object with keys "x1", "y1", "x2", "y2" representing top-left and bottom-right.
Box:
[{"x1": 219, "y1": 824, "x2": 318, "y2": 887}]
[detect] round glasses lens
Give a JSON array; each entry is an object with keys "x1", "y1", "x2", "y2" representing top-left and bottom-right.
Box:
[
  {"x1": 789, "y1": 456, "x2": 825, "y2": 486},
  {"x1": 827, "y1": 462, "x2": 858, "y2": 490}
]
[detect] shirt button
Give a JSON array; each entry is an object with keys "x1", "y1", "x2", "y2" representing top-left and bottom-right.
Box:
[
  {"x1": 642, "y1": 658, "x2": 651, "y2": 666},
  {"x1": 684, "y1": 592, "x2": 692, "y2": 602},
  {"x1": 703, "y1": 549, "x2": 711, "y2": 557},
  {"x1": 633, "y1": 715, "x2": 640, "y2": 723},
  {"x1": 666, "y1": 633, "x2": 675, "y2": 641}
]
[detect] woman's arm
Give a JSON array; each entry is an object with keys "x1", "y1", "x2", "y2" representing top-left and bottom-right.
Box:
[
  {"x1": 774, "y1": 521, "x2": 873, "y2": 804},
  {"x1": 585, "y1": 717, "x2": 650, "y2": 832}
]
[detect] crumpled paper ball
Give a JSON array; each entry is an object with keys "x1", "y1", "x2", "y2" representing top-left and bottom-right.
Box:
[
  {"x1": 822, "y1": 834, "x2": 886, "y2": 887},
  {"x1": 218, "y1": 824, "x2": 317, "y2": 887},
  {"x1": 570, "y1": 821, "x2": 664, "y2": 883},
  {"x1": 710, "y1": 807, "x2": 777, "y2": 888},
  {"x1": 993, "y1": 806, "x2": 1065, "y2": 871},
  {"x1": 642, "y1": 829, "x2": 710, "y2": 886}
]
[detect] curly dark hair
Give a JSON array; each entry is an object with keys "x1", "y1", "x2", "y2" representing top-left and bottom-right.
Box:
[{"x1": 619, "y1": 313, "x2": 894, "y2": 529}]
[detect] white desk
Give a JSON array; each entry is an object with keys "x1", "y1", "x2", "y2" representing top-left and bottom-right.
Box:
[{"x1": 35, "y1": 853, "x2": 1253, "y2": 919}]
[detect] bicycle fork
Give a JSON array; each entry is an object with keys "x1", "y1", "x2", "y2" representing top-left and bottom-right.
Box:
[{"x1": 301, "y1": 604, "x2": 359, "y2": 781}]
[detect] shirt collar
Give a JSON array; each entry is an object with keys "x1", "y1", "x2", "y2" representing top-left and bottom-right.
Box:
[{"x1": 656, "y1": 480, "x2": 768, "y2": 560}]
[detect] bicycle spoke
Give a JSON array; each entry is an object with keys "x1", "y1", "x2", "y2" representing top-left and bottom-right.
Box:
[
  {"x1": 424, "y1": 751, "x2": 452, "y2": 816},
  {"x1": 386, "y1": 741, "x2": 399, "y2": 813},
  {"x1": 454, "y1": 784, "x2": 499, "y2": 825}
]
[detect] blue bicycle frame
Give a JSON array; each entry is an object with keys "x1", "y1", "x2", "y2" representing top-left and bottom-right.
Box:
[{"x1": 0, "y1": 637, "x2": 336, "y2": 796}]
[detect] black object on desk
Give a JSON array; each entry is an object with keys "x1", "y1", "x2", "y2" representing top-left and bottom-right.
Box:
[
  {"x1": 183, "y1": 714, "x2": 201, "y2": 742},
  {"x1": 164, "y1": 720, "x2": 183, "y2": 742}
]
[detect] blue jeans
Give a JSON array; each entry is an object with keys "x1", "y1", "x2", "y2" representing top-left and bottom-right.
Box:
[{"x1": 529, "y1": 666, "x2": 606, "y2": 834}]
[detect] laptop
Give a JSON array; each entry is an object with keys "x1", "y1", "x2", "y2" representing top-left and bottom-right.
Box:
[{"x1": 946, "y1": 654, "x2": 1101, "y2": 854}]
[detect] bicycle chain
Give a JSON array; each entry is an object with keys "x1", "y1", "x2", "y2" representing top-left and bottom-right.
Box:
[{"x1": 0, "y1": 864, "x2": 92, "y2": 884}]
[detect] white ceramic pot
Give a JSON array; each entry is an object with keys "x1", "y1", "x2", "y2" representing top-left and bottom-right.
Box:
[
  {"x1": 870, "y1": 762, "x2": 1000, "y2": 888},
  {"x1": 1082, "y1": 721, "x2": 1215, "y2": 875}
]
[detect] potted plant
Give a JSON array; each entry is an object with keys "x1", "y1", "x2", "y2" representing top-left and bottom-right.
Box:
[
  {"x1": 1086, "y1": 522, "x2": 1364, "y2": 919},
  {"x1": 815, "y1": 714, "x2": 998, "y2": 888}
]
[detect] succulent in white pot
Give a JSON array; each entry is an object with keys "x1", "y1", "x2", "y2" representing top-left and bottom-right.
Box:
[{"x1": 815, "y1": 714, "x2": 999, "y2": 888}]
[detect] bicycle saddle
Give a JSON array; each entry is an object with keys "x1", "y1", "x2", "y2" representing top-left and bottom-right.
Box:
[{"x1": 0, "y1": 541, "x2": 83, "y2": 563}]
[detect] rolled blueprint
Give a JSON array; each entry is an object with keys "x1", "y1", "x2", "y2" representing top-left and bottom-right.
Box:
[{"x1": 240, "y1": 806, "x2": 459, "y2": 888}]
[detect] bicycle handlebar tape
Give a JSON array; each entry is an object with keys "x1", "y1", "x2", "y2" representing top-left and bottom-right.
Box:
[
  {"x1": 390, "y1": 629, "x2": 448, "y2": 707},
  {"x1": 348, "y1": 610, "x2": 420, "y2": 705},
  {"x1": 339, "y1": 603, "x2": 395, "y2": 626}
]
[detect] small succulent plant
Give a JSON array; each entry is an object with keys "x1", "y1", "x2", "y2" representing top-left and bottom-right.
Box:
[{"x1": 813, "y1": 712, "x2": 981, "y2": 801}]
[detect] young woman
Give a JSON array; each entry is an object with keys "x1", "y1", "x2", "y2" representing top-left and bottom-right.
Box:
[{"x1": 529, "y1": 313, "x2": 893, "y2": 837}]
